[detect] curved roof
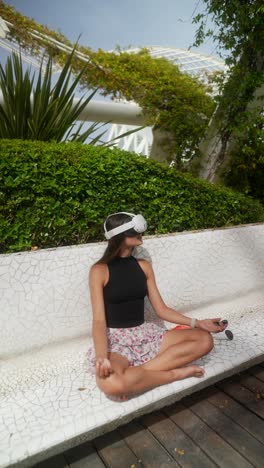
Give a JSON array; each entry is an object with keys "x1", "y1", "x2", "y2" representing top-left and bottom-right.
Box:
[{"x1": 124, "y1": 46, "x2": 227, "y2": 79}]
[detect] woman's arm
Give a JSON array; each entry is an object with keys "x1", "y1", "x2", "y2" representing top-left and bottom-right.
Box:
[
  {"x1": 89, "y1": 264, "x2": 113, "y2": 377},
  {"x1": 139, "y1": 260, "x2": 225, "y2": 333}
]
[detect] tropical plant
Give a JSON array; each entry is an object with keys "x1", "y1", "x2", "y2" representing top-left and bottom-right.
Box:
[
  {"x1": 0, "y1": 49, "x2": 93, "y2": 141},
  {"x1": 0, "y1": 49, "x2": 142, "y2": 144}
]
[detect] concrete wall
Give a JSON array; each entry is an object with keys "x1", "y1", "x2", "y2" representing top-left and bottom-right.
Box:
[{"x1": 1, "y1": 222, "x2": 264, "y2": 358}]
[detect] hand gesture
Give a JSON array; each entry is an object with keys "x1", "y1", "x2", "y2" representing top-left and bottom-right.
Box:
[
  {"x1": 96, "y1": 357, "x2": 113, "y2": 378},
  {"x1": 198, "y1": 318, "x2": 228, "y2": 334}
]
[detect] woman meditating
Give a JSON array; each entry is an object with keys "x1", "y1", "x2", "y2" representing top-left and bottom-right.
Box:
[{"x1": 87, "y1": 212, "x2": 227, "y2": 400}]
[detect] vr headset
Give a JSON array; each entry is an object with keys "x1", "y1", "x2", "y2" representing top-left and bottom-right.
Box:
[{"x1": 104, "y1": 212, "x2": 147, "y2": 240}]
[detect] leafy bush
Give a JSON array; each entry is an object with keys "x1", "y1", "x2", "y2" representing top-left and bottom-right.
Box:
[{"x1": 1, "y1": 139, "x2": 264, "y2": 253}]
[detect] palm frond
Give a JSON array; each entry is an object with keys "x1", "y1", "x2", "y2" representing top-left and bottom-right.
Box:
[{"x1": 0, "y1": 49, "x2": 145, "y2": 146}]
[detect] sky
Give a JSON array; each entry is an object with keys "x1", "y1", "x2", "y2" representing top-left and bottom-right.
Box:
[{"x1": 1, "y1": 0, "x2": 220, "y2": 57}]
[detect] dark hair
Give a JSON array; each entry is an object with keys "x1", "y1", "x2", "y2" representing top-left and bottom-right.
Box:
[{"x1": 96, "y1": 213, "x2": 138, "y2": 264}]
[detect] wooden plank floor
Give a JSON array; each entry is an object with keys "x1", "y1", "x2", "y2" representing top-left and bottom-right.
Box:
[{"x1": 35, "y1": 362, "x2": 264, "y2": 468}]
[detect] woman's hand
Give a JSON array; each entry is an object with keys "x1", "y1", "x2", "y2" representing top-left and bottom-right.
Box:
[
  {"x1": 95, "y1": 357, "x2": 113, "y2": 378},
  {"x1": 197, "y1": 318, "x2": 227, "y2": 333}
]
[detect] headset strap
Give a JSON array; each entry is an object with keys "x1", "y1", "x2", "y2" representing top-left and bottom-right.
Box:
[{"x1": 103, "y1": 212, "x2": 135, "y2": 234}]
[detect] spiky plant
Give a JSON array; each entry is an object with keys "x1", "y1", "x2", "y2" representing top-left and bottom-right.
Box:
[{"x1": 0, "y1": 49, "x2": 142, "y2": 144}]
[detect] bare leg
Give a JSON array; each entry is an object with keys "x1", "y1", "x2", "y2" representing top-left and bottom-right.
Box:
[
  {"x1": 135, "y1": 328, "x2": 214, "y2": 372},
  {"x1": 97, "y1": 361, "x2": 204, "y2": 398},
  {"x1": 97, "y1": 330, "x2": 213, "y2": 398}
]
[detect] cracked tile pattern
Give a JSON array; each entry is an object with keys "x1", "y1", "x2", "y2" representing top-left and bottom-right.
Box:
[{"x1": 0, "y1": 223, "x2": 264, "y2": 467}]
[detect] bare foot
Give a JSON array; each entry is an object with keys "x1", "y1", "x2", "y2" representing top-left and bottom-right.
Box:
[
  {"x1": 106, "y1": 394, "x2": 129, "y2": 402},
  {"x1": 171, "y1": 365, "x2": 205, "y2": 381}
]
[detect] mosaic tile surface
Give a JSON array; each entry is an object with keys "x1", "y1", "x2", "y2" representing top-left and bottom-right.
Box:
[{"x1": 0, "y1": 223, "x2": 264, "y2": 467}]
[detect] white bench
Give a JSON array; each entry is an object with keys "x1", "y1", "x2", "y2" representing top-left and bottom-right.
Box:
[{"x1": 1, "y1": 222, "x2": 264, "y2": 468}]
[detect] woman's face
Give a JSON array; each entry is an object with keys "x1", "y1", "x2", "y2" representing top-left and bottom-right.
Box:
[{"x1": 124, "y1": 233, "x2": 143, "y2": 248}]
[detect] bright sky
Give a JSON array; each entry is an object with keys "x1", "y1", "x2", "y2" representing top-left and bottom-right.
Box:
[{"x1": 2, "y1": 0, "x2": 219, "y2": 57}]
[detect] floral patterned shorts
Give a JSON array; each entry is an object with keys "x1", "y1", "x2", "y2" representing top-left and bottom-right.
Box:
[{"x1": 86, "y1": 321, "x2": 168, "y2": 373}]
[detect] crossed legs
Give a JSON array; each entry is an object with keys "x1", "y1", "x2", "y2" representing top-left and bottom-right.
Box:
[{"x1": 96, "y1": 328, "x2": 213, "y2": 399}]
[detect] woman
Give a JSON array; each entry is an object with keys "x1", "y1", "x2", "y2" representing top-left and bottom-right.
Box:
[{"x1": 87, "y1": 212, "x2": 227, "y2": 400}]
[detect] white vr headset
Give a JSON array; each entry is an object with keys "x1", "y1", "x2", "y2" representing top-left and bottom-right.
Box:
[{"x1": 104, "y1": 212, "x2": 147, "y2": 240}]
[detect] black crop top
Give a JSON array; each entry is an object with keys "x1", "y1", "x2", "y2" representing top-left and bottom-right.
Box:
[{"x1": 103, "y1": 256, "x2": 148, "y2": 328}]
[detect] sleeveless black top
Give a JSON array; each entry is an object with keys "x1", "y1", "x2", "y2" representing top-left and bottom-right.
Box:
[{"x1": 103, "y1": 256, "x2": 148, "y2": 328}]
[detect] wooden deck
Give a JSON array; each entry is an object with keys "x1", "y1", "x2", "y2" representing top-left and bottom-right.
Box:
[{"x1": 35, "y1": 362, "x2": 264, "y2": 468}]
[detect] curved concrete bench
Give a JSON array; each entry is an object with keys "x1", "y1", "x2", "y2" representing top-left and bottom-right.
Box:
[{"x1": 1, "y1": 222, "x2": 264, "y2": 467}]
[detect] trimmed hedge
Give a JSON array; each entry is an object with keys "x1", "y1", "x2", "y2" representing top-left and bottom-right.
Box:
[{"x1": 1, "y1": 139, "x2": 264, "y2": 254}]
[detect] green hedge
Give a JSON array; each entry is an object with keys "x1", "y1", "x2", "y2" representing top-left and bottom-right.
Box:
[{"x1": 1, "y1": 139, "x2": 264, "y2": 254}]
